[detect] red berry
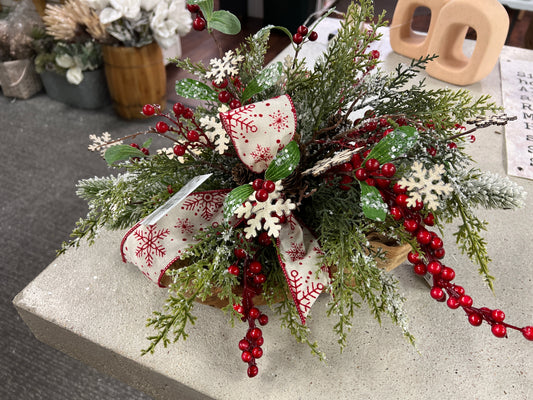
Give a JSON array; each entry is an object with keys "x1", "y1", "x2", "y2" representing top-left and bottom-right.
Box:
[
  {"x1": 218, "y1": 91, "x2": 231, "y2": 103},
  {"x1": 454, "y1": 285, "x2": 465, "y2": 296},
  {"x1": 430, "y1": 287, "x2": 445, "y2": 301},
  {"x1": 187, "y1": 130, "x2": 200, "y2": 142},
  {"x1": 258, "y1": 231, "x2": 271, "y2": 246},
  {"x1": 249, "y1": 261, "x2": 262, "y2": 274},
  {"x1": 381, "y1": 163, "x2": 396, "y2": 178},
  {"x1": 253, "y1": 273, "x2": 266, "y2": 284},
  {"x1": 183, "y1": 108, "x2": 194, "y2": 119},
  {"x1": 155, "y1": 121, "x2": 169, "y2": 133},
  {"x1": 256, "y1": 337, "x2": 264, "y2": 346},
  {"x1": 427, "y1": 147, "x2": 437, "y2": 156},
  {"x1": 522, "y1": 326, "x2": 533, "y2": 341},
  {"x1": 233, "y1": 303, "x2": 244, "y2": 314},
  {"x1": 459, "y1": 295, "x2": 473, "y2": 308},
  {"x1": 351, "y1": 153, "x2": 362, "y2": 168},
  {"x1": 447, "y1": 296, "x2": 460, "y2": 309},
  {"x1": 440, "y1": 266, "x2": 455, "y2": 281},
  {"x1": 212, "y1": 78, "x2": 228, "y2": 89},
  {"x1": 252, "y1": 346, "x2": 263, "y2": 359},
  {"x1": 407, "y1": 251, "x2": 420, "y2": 264},
  {"x1": 142, "y1": 104, "x2": 155, "y2": 116},
  {"x1": 255, "y1": 189, "x2": 269, "y2": 202},
  {"x1": 241, "y1": 350, "x2": 253, "y2": 362},
  {"x1": 413, "y1": 263, "x2": 426, "y2": 275},
  {"x1": 130, "y1": 143, "x2": 140, "y2": 149},
  {"x1": 228, "y1": 265, "x2": 240, "y2": 276},
  {"x1": 370, "y1": 49, "x2": 380, "y2": 59},
  {"x1": 238, "y1": 339, "x2": 250, "y2": 351},
  {"x1": 167, "y1": 185, "x2": 173, "y2": 194},
  {"x1": 365, "y1": 178, "x2": 375, "y2": 186},
  {"x1": 192, "y1": 16, "x2": 206, "y2": 31},
  {"x1": 234, "y1": 248, "x2": 246, "y2": 259},
  {"x1": 492, "y1": 324, "x2": 507, "y2": 338},
  {"x1": 309, "y1": 31, "x2": 318, "y2": 41},
  {"x1": 173, "y1": 102, "x2": 185, "y2": 115},
  {"x1": 340, "y1": 175, "x2": 353, "y2": 190},
  {"x1": 173, "y1": 144, "x2": 186, "y2": 156},
  {"x1": 258, "y1": 314, "x2": 269, "y2": 326},
  {"x1": 297, "y1": 25, "x2": 308, "y2": 36},
  {"x1": 365, "y1": 158, "x2": 380, "y2": 172},
  {"x1": 433, "y1": 248, "x2": 446, "y2": 259},
  {"x1": 229, "y1": 99, "x2": 242, "y2": 109},
  {"x1": 186, "y1": 3, "x2": 200, "y2": 12},
  {"x1": 448, "y1": 142, "x2": 458, "y2": 149},
  {"x1": 430, "y1": 236, "x2": 443, "y2": 250},
  {"x1": 423, "y1": 213, "x2": 435, "y2": 226},
  {"x1": 252, "y1": 178, "x2": 264, "y2": 191},
  {"x1": 249, "y1": 327, "x2": 262, "y2": 339},
  {"x1": 249, "y1": 307, "x2": 260, "y2": 319},
  {"x1": 390, "y1": 206, "x2": 403, "y2": 220},
  {"x1": 416, "y1": 229, "x2": 432, "y2": 245},
  {"x1": 355, "y1": 168, "x2": 368, "y2": 181},
  {"x1": 491, "y1": 309, "x2": 505, "y2": 322},
  {"x1": 395, "y1": 194, "x2": 409, "y2": 207},
  {"x1": 247, "y1": 365, "x2": 259, "y2": 378},
  {"x1": 141, "y1": 147, "x2": 149, "y2": 156},
  {"x1": 393, "y1": 183, "x2": 407, "y2": 194},
  {"x1": 292, "y1": 33, "x2": 303, "y2": 44},
  {"x1": 339, "y1": 162, "x2": 353, "y2": 173},
  {"x1": 262, "y1": 180, "x2": 276, "y2": 193},
  {"x1": 468, "y1": 313, "x2": 482, "y2": 326},
  {"x1": 403, "y1": 219, "x2": 419, "y2": 233},
  {"x1": 427, "y1": 261, "x2": 442, "y2": 275},
  {"x1": 410, "y1": 199, "x2": 424, "y2": 211}
]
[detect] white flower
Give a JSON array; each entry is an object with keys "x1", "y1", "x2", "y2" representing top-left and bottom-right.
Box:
[
  {"x1": 66, "y1": 67, "x2": 84, "y2": 85},
  {"x1": 150, "y1": 0, "x2": 191, "y2": 48},
  {"x1": 140, "y1": 0, "x2": 159, "y2": 11},
  {"x1": 99, "y1": 0, "x2": 141, "y2": 24},
  {"x1": 82, "y1": 0, "x2": 109, "y2": 11},
  {"x1": 55, "y1": 54, "x2": 75, "y2": 69}
]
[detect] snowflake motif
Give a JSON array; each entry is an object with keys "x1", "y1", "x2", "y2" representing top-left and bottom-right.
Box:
[
  {"x1": 268, "y1": 110, "x2": 290, "y2": 133},
  {"x1": 234, "y1": 181, "x2": 296, "y2": 239},
  {"x1": 157, "y1": 147, "x2": 175, "y2": 159},
  {"x1": 251, "y1": 144, "x2": 273, "y2": 165},
  {"x1": 174, "y1": 218, "x2": 194, "y2": 235},
  {"x1": 205, "y1": 50, "x2": 244, "y2": 85},
  {"x1": 134, "y1": 225, "x2": 170, "y2": 268},
  {"x1": 286, "y1": 242, "x2": 306, "y2": 262},
  {"x1": 397, "y1": 161, "x2": 453, "y2": 210},
  {"x1": 182, "y1": 192, "x2": 227, "y2": 221},
  {"x1": 88, "y1": 132, "x2": 122, "y2": 156},
  {"x1": 199, "y1": 106, "x2": 230, "y2": 155}
]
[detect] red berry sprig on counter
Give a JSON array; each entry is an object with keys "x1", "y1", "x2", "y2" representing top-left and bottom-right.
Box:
[{"x1": 292, "y1": 25, "x2": 318, "y2": 46}]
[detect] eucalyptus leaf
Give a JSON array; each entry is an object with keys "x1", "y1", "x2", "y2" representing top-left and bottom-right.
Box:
[
  {"x1": 265, "y1": 141, "x2": 300, "y2": 182},
  {"x1": 223, "y1": 184, "x2": 253, "y2": 220},
  {"x1": 364, "y1": 125, "x2": 418, "y2": 163},
  {"x1": 241, "y1": 62, "x2": 283, "y2": 103},
  {"x1": 175, "y1": 78, "x2": 218, "y2": 102},
  {"x1": 359, "y1": 181, "x2": 388, "y2": 221},
  {"x1": 209, "y1": 10, "x2": 241, "y2": 35},
  {"x1": 142, "y1": 138, "x2": 153, "y2": 149},
  {"x1": 104, "y1": 145, "x2": 146, "y2": 165},
  {"x1": 188, "y1": 0, "x2": 213, "y2": 20}
]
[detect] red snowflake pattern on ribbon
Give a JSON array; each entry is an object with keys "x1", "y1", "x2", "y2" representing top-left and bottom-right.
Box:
[
  {"x1": 286, "y1": 242, "x2": 306, "y2": 262},
  {"x1": 134, "y1": 225, "x2": 170, "y2": 268},
  {"x1": 181, "y1": 191, "x2": 228, "y2": 220},
  {"x1": 269, "y1": 109, "x2": 290, "y2": 132},
  {"x1": 174, "y1": 218, "x2": 194, "y2": 235},
  {"x1": 286, "y1": 270, "x2": 325, "y2": 315}
]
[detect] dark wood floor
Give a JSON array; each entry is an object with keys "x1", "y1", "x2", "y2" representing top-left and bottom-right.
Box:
[{"x1": 167, "y1": 1, "x2": 533, "y2": 103}]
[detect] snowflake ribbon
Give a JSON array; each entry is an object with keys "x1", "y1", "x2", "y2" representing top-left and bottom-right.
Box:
[{"x1": 121, "y1": 96, "x2": 329, "y2": 324}]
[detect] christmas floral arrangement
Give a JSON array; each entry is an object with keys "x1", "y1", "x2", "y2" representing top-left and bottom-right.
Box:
[
  {"x1": 33, "y1": 0, "x2": 107, "y2": 85},
  {"x1": 63, "y1": 0, "x2": 533, "y2": 378},
  {"x1": 81, "y1": 0, "x2": 192, "y2": 48}
]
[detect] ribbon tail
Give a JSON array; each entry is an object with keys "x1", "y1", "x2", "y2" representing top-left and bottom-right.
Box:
[{"x1": 277, "y1": 217, "x2": 330, "y2": 324}]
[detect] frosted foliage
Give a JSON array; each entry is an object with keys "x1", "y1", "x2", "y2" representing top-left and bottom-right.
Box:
[
  {"x1": 398, "y1": 161, "x2": 453, "y2": 210},
  {"x1": 205, "y1": 50, "x2": 244, "y2": 84},
  {"x1": 234, "y1": 181, "x2": 296, "y2": 239},
  {"x1": 462, "y1": 171, "x2": 526, "y2": 209}
]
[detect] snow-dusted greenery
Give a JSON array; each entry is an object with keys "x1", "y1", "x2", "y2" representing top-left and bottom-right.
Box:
[{"x1": 64, "y1": 0, "x2": 526, "y2": 357}]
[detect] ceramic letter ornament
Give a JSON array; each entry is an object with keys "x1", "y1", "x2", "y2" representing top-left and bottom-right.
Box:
[{"x1": 390, "y1": 0, "x2": 509, "y2": 86}]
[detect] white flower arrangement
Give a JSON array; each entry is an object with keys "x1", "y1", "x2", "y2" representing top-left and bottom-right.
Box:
[{"x1": 82, "y1": 0, "x2": 191, "y2": 48}]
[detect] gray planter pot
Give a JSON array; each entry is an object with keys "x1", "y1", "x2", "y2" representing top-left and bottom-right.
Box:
[{"x1": 40, "y1": 68, "x2": 110, "y2": 109}]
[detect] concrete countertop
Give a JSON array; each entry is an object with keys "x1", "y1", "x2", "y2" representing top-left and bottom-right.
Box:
[{"x1": 14, "y1": 22, "x2": 533, "y2": 400}]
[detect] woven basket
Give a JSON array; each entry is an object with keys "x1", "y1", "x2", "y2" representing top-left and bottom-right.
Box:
[
  {"x1": 0, "y1": 59, "x2": 42, "y2": 99},
  {"x1": 166, "y1": 238, "x2": 411, "y2": 309}
]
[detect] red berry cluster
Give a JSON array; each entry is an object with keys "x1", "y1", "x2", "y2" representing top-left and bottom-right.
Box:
[
  {"x1": 141, "y1": 102, "x2": 216, "y2": 158},
  {"x1": 211, "y1": 77, "x2": 243, "y2": 110},
  {"x1": 371, "y1": 171, "x2": 533, "y2": 341},
  {"x1": 187, "y1": 3, "x2": 206, "y2": 31},
  {"x1": 292, "y1": 25, "x2": 318, "y2": 45},
  {"x1": 230, "y1": 249, "x2": 269, "y2": 378},
  {"x1": 252, "y1": 178, "x2": 276, "y2": 202},
  {"x1": 129, "y1": 142, "x2": 150, "y2": 157}
]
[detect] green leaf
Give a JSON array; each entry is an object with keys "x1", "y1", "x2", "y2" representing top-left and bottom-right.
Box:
[
  {"x1": 142, "y1": 138, "x2": 153, "y2": 149},
  {"x1": 188, "y1": 0, "x2": 213, "y2": 20},
  {"x1": 223, "y1": 184, "x2": 253, "y2": 220},
  {"x1": 359, "y1": 181, "x2": 388, "y2": 221},
  {"x1": 364, "y1": 126, "x2": 418, "y2": 163},
  {"x1": 265, "y1": 141, "x2": 300, "y2": 181},
  {"x1": 241, "y1": 62, "x2": 283, "y2": 103},
  {"x1": 175, "y1": 78, "x2": 218, "y2": 102},
  {"x1": 209, "y1": 10, "x2": 241, "y2": 35},
  {"x1": 104, "y1": 145, "x2": 146, "y2": 165}
]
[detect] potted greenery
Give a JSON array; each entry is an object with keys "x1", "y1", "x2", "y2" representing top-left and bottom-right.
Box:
[{"x1": 34, "y1": 0, "x2": 110, "y2": 109}]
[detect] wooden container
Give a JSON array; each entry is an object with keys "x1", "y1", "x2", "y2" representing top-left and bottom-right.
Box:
[{"x1": 102, "y1": 42, "x2": 166, "y2": 119}]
